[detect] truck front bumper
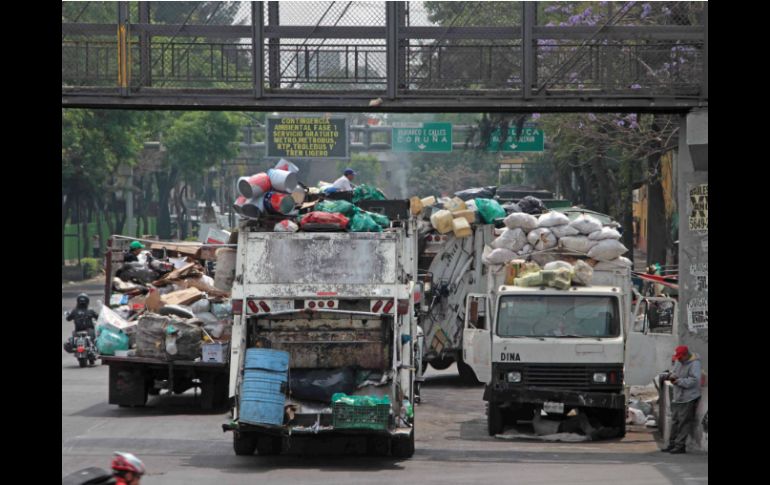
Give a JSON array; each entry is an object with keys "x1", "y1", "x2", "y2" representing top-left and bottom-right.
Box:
[{"x1": 484, "y1": 386, "x2": 625, "y2": 410}]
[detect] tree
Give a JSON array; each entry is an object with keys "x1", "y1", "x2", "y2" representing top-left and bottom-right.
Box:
[{"x1": 336, "y1": 153, "x2": 382, "y2": 187}]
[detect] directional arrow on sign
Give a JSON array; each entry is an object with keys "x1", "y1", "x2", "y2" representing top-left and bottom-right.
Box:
[
  {"x1": 418, "y1": 144, "x2": 427, "y2": 150},
  {"x1": 511, "y1": 144, "x2": 518, "y2": 149}
]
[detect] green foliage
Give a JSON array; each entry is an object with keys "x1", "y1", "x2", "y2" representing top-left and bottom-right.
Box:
[
  {"x1": 336, "y1": 153, "x2": 382, "y2": 186},
  {"x1": 81, "y1": 258, "x2": 102, "y2": 279}
]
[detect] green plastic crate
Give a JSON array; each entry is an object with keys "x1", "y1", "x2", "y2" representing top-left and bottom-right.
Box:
[{"x1": 332, "y1": 402, "x2": 391, "y2": 430}]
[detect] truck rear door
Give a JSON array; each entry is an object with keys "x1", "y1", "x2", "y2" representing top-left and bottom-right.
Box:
[{"x1": 463, "y1": 294, "x2": 491, "y2": 383}]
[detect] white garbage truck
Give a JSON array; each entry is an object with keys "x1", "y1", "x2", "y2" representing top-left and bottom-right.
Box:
[{"x1": 224, "y1": 215, "x2": 420, "y2": 457}]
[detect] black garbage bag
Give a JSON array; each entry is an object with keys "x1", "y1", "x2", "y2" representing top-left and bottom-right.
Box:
[
  {"x1": 454, "y1": 187, "x2": 495, "y2": 201},
  {"x1": 290, "y1": 367, "x2": 356, "y2": 402},
  {"x1": 517, "y1": 195, "x2": 548, "y2": 215},
  {"x1": 116, "y1": 262, "x2": 160, "y2": 284}
]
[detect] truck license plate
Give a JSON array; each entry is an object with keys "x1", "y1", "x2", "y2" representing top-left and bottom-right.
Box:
[{"x1": 543, "y1": 402, "x2": 564, "y2": 414}]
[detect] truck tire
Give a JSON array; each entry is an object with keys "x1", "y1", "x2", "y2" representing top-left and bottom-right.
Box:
[
  {"x1": 256, "y1": 434, "x2": 282, "y2": 455},
  {"x1": 428, "y1": 357, "x2": 453, "y2": 371},
  {"x1": 78, "y1": 358, "x2": 88, "y2": 368},
  {"x1": 456, "y1": 356, "x2": 480, "y2": 385},
  {"x1": 488, "y1": 403, "x2": 504, "y2": 436},
  {"x1": 233, "y1": 432, "x2": 257, "y2": 456},
  {"x1": 391, "y1": 431, "x2": 415, "y2": 458}
]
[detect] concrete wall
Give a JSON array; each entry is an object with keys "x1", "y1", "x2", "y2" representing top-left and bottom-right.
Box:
[{"x1": 676, "y1": 108, "x2": 708, "y2": 452}]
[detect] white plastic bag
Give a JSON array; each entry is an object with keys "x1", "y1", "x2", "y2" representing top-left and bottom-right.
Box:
[
  {"x1": 626, "y1": 407, "x2": 647, "y2": 425},
  {"x1": 527, "y1": 228, "x2": 557, "y2": 250},
  {"x1": 503, "y1": 212, "x2": 538, "y2": 231},
  {"x1": 483, "y1": 248, "x2": 517, "y2": 266},
  {"x1": 558, "y1": 236, "x2": 597, "y2": 254},
  {"x1": 569, "y1": 214, "x2": 603, "y2": 235},
  {"x1": 190, "y1": 299, "x2": 211, "y2": 314},
  {"x1": 538, "y1": 211, "x2": 570, "y2": 228},
  {"x1": 572, "y1": 259, "x2": 594, "y2": 285},
  {"x1": 274, "y1": 219, "x2": 299, "y2": 232},
  {"x1": 544, "y1": 261, "x2": 573, "y2": 271},
  {"x1": 593, "y1": 256, "x2": 633, "y2": 270},
  {"x1": 491, "y1": 228, "x2": 527, "y2": 252},
  {"x1": 550, "y1": 224, "x2": 580, "y2": 239},
  {"x1": 587, "y1": 239, "x2": 628, "y2": 262},
  {"x1": 588, "y1": 227, "x2": 622, "y2": 240},
  {"x1": 518, "y1": 244, "x2": 533, "y2": 256}
]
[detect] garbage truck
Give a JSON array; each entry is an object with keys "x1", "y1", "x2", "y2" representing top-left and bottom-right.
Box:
[
  {"x1": 462, "y1": 252, "x2": 631, "y2": 436},
  {"x1": 223, "y1": 214, "x2": 420, "y2": 457}
]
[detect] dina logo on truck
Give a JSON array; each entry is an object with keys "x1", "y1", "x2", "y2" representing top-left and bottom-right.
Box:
[{"x1": 501, "y1": 352, "x2": 520, "y2": 361}]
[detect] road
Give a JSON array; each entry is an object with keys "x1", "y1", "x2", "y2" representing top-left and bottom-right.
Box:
[{"x1": 62, "y1": 282, "x2": 707, "y2": 484}]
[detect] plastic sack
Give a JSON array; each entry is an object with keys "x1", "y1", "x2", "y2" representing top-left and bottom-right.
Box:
[
  {"x1": 193, "y1": 311, "x2": 219, "y2": 324},
  {"x1": 544, "y1": 261, "x2": 573, "y2": 272},
  {"x1": 210, "y1": 302, "x2": 232, "y2": 319},
  {"x1": 274, "y1": 219, "x2": 299, "y2": 232},
  {"x1": 455, "y1": 187, "x2": 495, "y2": 201},
  {"x1": 483, "y1": 248, "x2": 517, "y2": 266},
  {"x1": 504, "y1": 212, "x2": 538, "y2": 231},
  {"x1": 569, "y1": 214, "x2": 603, "y2": 235},
  {"x1": 491, "y1": 228, "x2": 527, "y2": 252},
  {"x1": 571, "y1": 259, "x2": 594, "y2": 286},
  {"x1": 352, "y1": 184, "x2": 386, "y2": 203},
  {"x1": 95, "y1": 327, "x2": 129, "y2": 356},
  {"x1": 299, "y1": 211, "x2": 350, "y2": 230},
  {"x1": 475, "y1": 198, "x2": 506, "y2": 223},
  {"x1": 348, "y1": 212, "x2": 383, "y2": 232},
  {"x1": 518, "y1": 196, "x2": 547, "y2": 215},
  {"x1": 502, "y1": 203, "x2": 522, "y2": 214},
  {"x1": 366, "y1": 211, "x2": 390, "y2": 228},
  {"x1": 550, "y1": 224, "x2": 580, "y2": 239},
  {"x1": 515, "y1": 271, "x2": 543, "y2": 287},
  {"x1": 315, "y1": 199, "x2": 358, "y2": 217},
  {"x1": 541, "y1": 268, "x2": 573, "y2": 290},
  {"x1": 558, "y1": 236, "x2": 597, "y2": 254},
  {"x1": 626, "y1": 407, "x2": 647, "y2": 425},
  {"x1": 291, "y1": 367, "x2": 357, "y2": 402},
  {"x1": 538, "y1": 211, "x2": 570, "y2": 227},
  {"x1": 587, "y1": 239, "x2": 628, "y2": 262},
  {"x1": 527, "y1": 228, "x2": 557, "y2": 250},
  {"x1": 97, "y1": 305, "x2": 134, "y2": 335},
  {"x1": 593, "y1": 256, "x2": 633, "y2": 270},
  {"x1": 588, "y1": 227, "x2": 622, "y2": 240}
]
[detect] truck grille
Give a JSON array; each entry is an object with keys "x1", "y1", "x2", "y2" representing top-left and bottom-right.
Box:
[{"x1": 496, "y1": 364, "x2": 623, "y2": 390}]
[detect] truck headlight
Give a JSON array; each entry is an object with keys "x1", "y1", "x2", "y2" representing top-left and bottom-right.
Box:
[
  {"x1": 506, "y1": 371, "x2": 522, "y2": 383},
  {"x1": 592, "y1": 372, "x2": 608, "y2": 383}
]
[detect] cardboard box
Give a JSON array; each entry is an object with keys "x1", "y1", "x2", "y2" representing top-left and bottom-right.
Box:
[{"x1": 202, "y1": 342, "x2": 230, "y2": 363}]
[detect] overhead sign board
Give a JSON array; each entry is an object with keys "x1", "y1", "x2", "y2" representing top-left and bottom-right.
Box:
[
  {"x1": 267, "y1": 116, "x2": 349, "y2": 159},
  {"x1": 392, "y1": 122, "x2": 452, "y2": 152},
  {"x1": 486, "y1": 124, "x2": 544, "y2": 152}
]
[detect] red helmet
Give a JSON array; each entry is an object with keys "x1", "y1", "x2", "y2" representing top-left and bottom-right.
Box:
[{"x1": 111, "y1": 452, "x2": 146, "y2": 475}]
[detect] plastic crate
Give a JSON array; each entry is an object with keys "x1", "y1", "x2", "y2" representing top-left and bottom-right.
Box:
[{"x1": 332, "y1": 402, "x2": 390, "y2": 430}]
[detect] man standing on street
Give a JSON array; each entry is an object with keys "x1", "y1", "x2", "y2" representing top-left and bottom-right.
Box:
[{"x1": 660, "y1": 345, "x2": 702, "y2": 454}]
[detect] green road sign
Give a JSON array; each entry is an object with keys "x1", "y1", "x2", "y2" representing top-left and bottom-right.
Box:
[
  {"x1": 486, "y1": 125, "x2": 544, "y2": 152},
  {"x1": 392, "y1": 122, "x2": 452, "y2": 152}
]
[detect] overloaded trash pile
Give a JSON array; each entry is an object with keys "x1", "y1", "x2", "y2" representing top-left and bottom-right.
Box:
[
  {"x1": 233, "y1": 159, "x2": 391, "y2": 233},
  {"x1": 412, "y1": 186, "x2": 631, "y2": 285},
  {"x1": 97, "y1": 245, "x2": 236, "y2": 364}
]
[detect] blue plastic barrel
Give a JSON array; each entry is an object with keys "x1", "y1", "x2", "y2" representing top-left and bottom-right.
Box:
[{"x1": 239, "y1": 349, "x2": 290, "y2": 426}]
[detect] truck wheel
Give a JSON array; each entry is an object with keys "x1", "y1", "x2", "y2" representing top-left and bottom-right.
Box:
[
  {"x1": 456, "y1": 356, "x2": 480, "y2": 385},
  {"x1": 78, "y1": 358, "x2": 88, "y2": 368},
  {"x1": 233, "y1": 432, "x2": 257, "y2": 456},
  {"x1": 428, "y1": 357, "x2": 453, "y2": 371},
  {"x1": 256, "y1": 434, "x2": 282, "y2": 455},
  {"x1": 391, "y1": 431, "x2": 415, "y2": 458},
  {"x1": 488, "y1": 403, "x2": 504, "y2": 436}
]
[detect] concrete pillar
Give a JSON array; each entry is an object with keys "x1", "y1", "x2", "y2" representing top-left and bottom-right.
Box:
[{"x1": 676, "y1": 108, "x2": 708, "y2": 451}]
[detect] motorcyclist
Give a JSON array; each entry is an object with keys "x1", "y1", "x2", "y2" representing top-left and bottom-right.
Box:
[
  {"x1": 111, "y1": 451, "x2": 146, "y2": 485},
  {"x1": 66, "y1": 293, "x2": 98, "y2": 341}
]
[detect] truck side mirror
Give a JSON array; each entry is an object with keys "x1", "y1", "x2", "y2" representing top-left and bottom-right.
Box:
[{"x1": 469, "y1": 299, "x2": 479, "y2": 326}]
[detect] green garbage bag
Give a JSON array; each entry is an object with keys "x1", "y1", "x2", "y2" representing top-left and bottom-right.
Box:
[
  {"x1": 475, "y1": 198, "x2": 506, "y2": 223},
  {"x1": 352, "y1": 184, "x2": 386, "y2": 203},
  {"x1": 332, "y1": 393, "x2": 391, "y2": 406},
  {"x1": 95, "y1": 327, "x2": 129, "y2": 356},
  {"x1": 348, "y1": 212, "x2": 383, "y2": 232},
  {"x1": 365, "y1": 211, "x2": 390, "y2": 228},
  {"x1": 315, "y1": 199, "x2": 358, "y2": 217}
]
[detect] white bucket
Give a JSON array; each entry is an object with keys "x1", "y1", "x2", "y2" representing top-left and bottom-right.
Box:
[
  {"x1": 241, "y1": 197, "x2": 264, "y2": 219},
  {"x1": 267, "y1": 168, "x2": 298, "y2": 193},
  {"x1": 238, "y1": 173, "x2": 271, "y2": 199},
  {"x1": 275, "y1": 158, "x2": 300, "y2": 174},
  {"x1": 291, "y1": 187, "x2": 307, "y2": 205}
]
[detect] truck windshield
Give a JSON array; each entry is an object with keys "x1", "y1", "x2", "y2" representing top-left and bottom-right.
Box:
[{"x1": 496, "y1": 295, "x2": 620, "y2": 338}]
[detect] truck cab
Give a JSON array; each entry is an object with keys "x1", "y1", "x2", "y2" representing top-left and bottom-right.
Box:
[{"x1": 464, "y1": 264, "x2": 631, "y2": 436}]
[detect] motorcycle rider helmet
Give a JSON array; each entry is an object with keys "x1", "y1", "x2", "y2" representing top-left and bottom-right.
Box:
[
  {"x1": 111, "y1": 451, "x2": 146, "y2": 476},
  {"x1": 76, "y1": 293, "x2": 90, "y2": 306}
]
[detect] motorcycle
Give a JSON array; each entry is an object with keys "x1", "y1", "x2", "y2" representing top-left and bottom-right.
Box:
[{"x1": 63, "y1": 312, "x2": 99, "y2": 367}]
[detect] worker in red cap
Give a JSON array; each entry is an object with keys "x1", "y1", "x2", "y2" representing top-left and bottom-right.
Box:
[{"x1": 659, "y1": 345, "x2": 701, "y2": 454}]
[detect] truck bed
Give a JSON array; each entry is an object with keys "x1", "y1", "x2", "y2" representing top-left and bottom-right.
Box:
[{"x1": 100, "y1": 355, "x2": 227, "y2": 369}]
